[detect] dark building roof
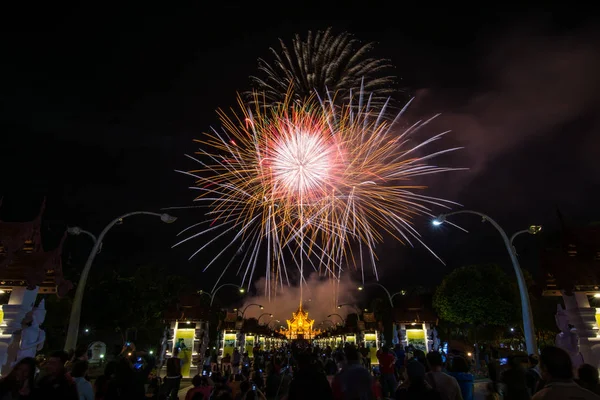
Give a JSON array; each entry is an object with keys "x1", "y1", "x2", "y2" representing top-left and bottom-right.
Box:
[
  {"x1": 0, "y1": 198, "x2": 72, "y2": 296},
  {"x1": 541, "y1": 221, "x2": 600, "y2": 295},
  {"x1": 163, "y1": 293, "x2": 213, "y2": 320},
  {"x1": 392, "y1": 294, "x2": 438, "y2": 323}
]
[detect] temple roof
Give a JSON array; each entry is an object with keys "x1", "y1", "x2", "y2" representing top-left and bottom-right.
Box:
[
  {"x1": 163, "y1": 293, "x2": 212, "y2": 321},
  {"x1": 0, "y1": 198, "x2": 71, "y2": 296},
  {"x1": 279, "y1": 303, "x2": 321, "y2": 339},
  {"x1": 541, "y1": 222, "x2": 600, "y2": 294},
  {"x1": 392, "y1": 294, "x2": 438, "y2": 323},
  {"x1": 287, "y1": 304, "x2": 313, "y2": 325}
]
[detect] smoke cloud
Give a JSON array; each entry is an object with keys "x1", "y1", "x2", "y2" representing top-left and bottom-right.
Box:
[
  {"x1": 410, "y1": 23, "x2": 600, "y2": 203},
  {"x1": 240, "y1": 273, "x2": 360, "y2": 328}
]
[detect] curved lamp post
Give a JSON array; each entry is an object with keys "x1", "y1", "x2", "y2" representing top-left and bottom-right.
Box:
[
  {"x1": 65, "y1": 211, "x2": 177, "y2": 351},
  {"x1": 320, "y1": 320, "x2": 336, "y2": 331},
  {"x1": 240, "y1": 303, "x2": 264, "y2": 319},
  {"x1": 358, "y1": 283, "x2": 406, "y2": 307},
  {"x1": 267, "y1": 319, "x2": 281, "y2": 329},
  {"x1": 327, "y1": 313, "x2": 345, "y2": 325},
  {"x1": 258, "y1": 313, "x2": 273, "y2": 324},
  {"x1": 432, "y1": 210, "x2": 541, "y2": 355},
  {"x1": 337, "y1": 303, "x2": 363, "y2": 321},
  {"x1": 198, "y1": 284, "x2": 245, "y2": 306}
]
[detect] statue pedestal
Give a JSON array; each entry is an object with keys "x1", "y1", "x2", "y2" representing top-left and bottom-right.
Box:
[
  {"x1": 562, "y1": 292, "x2": 600, "y2": 368},
  {"x1": 0, "y1": 287, "x2": 38, "y2": 376}
]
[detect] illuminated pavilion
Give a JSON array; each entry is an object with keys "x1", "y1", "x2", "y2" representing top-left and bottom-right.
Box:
[{"x1": 279, "y1": 304, "x2": 321, "y2": 341}]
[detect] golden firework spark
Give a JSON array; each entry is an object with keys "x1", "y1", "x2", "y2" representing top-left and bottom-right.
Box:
[{"x1": 172, "y1": 90, "x2": 463, "y2": 297}]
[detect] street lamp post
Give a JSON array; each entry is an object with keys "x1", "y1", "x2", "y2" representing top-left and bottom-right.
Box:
[
  {"x1": 337, "y1": 304, "x2": 362, "y2": 321},
  {"x1": 240, "y1": 303, "x2": 264, "y2": 319},
  {"x1": 258, "y1": 313, "x2": 273, "y2": 324},
  {"x1": 65, "y1": 211, "x2": 177, "y2": 351},
  {"x1": 320, "y1": 320, "x2": 336, "y2": 331},
  {"x1": 267, "y1": 320, "x2": 281, "y2": 329},
  {"x1": 327, "y1": 313, "x2": 345, "y2": 325},
  {"x1": 198, "y1": 284, "x2": 245, "y2": 306},
  {"x1": 357, "y1": 283, "x2": 406, "y2": 307},
  {"x1": 433, "y1": 210, "x2": 541, "y2": 355}
]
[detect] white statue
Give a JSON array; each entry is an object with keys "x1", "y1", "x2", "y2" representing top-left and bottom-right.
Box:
[
  {"x1": 16, "y1": 299, "x2": 46, "y2": 362},
  {"x1": 555, "y1": 304, "x2": 584, "y2": 368},
  {"x1": 432, "y1": 328, "x2": 441, "y2": 351},
  {"x1": 159, "y1": 326, "x2": 169, "y2": 366},
  {"x1": 88, "y1": 341, "x2": 106, "y2": 363}
]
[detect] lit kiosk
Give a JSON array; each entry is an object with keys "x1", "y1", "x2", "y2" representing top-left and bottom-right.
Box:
[
  {"x1": 541, "y1": 219, "x2": 600, "y2": 368},
  {"x1": 279, "y1": 304, "x2": 321, "y2": 341},
  {"x1": 163, "y1": 295, "x2": 210, "y2": 378},
  {"x1": 218, "y1": 312, "x2": 241, "y2": 360},
  {"x1": 361, "y1": 312, "x2": 381, "y2": 365},
  {"x1": 0, "y1": 199, "x2": 72, "y2": 375},
  {"x1": 392, "y1": 294, "x2": 438, "y2": 353}
]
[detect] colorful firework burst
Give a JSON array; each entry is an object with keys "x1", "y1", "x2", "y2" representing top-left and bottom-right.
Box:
[
  {"x1": 172, "y1": 90, "x2": 463, "y2": 297},
  {"x1": 247, "y1": 27, "x2": 396, "y2": 108}
]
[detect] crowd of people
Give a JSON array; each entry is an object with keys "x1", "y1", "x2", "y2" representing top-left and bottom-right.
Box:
[
  {"x1": 1, "y1": 342, "x2": 600, "y2": 399},
  {"x1": 160, "y1": 342, "x2": 600, "y2": 400},
  {"x1": 0, "y1": 343, "x2": 155, "y2": 400},
  {"x1": 174, "y1": 342, "x2": 474, "y2": 400}
]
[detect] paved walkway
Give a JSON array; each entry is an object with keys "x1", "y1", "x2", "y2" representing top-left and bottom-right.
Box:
[
  {"x1": 176, "y1": 380, "x2": 491, "y2": 399},
  {"x1": 177, "y1": 384, "x2": 193, "y2": 399},
  {"x1": 474, "y1": 380, "x2": 491, "y2": 400}
]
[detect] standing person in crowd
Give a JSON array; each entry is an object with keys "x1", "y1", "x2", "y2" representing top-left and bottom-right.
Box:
[
  {"x1": 232, "y1": 349, "x2": 241, "y2": 375},
  {"x1": 187, "y1": 375, "x2": 214, "y2": 400},
  {"x1": 287, "y1": 353, "x2": 333, "y2": 400},
  {"x1": 396, "y1": 360, "x2": 441, "y2": 400},
  {"x1": 425, "y1": 351, "x2": 463, "y2": 400},
  {"x1": 95, "y1": 361, "x2": 117, "y2": 400},
  {"x1": 377, "y1": 345, "x2": 397, "y2": 398},
  {"x1": 394, "y1": 344, "x2": 406, "y2": 382},
  {"x1": 533, "y1": 346, "x2": 600, "y2": 399},
  {"x1": 525, "y1": 354, "x2": 542, "y2": 396},
  {"x1": 448, "y1": 357, "x2": 473, "y2": 400},
  {"x1": 500, "y1": 356, "x2": 530, "y2": 400},
  {"x1": 71, "y1": 360, "x2": 94, "y2": 400},
  {"x1": 203, "y1": 350, "x2": 212, "y2": 375},
  {"x1": 36, "y1": 350, "x2": 79, "y2": 399},
  {"x1": 331, "y1": 345, "x2": 375, "y2": 400},
  {"x1": 164, "y1": 348, "x2": 183, "y2": 400},
  {"x1": 578, "y1": 364, "x2": 600, "y2": 395},
  {"x1": 227, "y1": 374, "x2": 243, "y2": 399},
  {"x1": 0, "y1": 357, "x2": 36, "y2": 399}
]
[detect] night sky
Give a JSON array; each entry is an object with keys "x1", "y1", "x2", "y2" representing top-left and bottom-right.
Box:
[{"x1": 1, "y1": 5, "x2": 599, "y2": 301}]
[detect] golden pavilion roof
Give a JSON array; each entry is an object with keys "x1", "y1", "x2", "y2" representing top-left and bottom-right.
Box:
[{"x1": 278, "y1": 304, "x2": 321, "y2": 340}]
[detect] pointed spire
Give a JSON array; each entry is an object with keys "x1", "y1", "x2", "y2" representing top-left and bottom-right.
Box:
[{"x1": 34, "y1": 197, "x2": 46, "y2": 221}]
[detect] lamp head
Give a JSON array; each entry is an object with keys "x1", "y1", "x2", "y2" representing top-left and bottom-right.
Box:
[
  {"x1": 67, "y1": 227, "x2": 82, "y2": 235},
  {"x1": 269, "y1": 314, "x2": 273, "y2": 317},
  {"x1": 239, "y1": 288, "x2": 245, "y2": 293},
  {"x1": 337, "y1": 305, "x2": 342, "y2": 309},
  {"x1": 160, "y1": 214, "x2": 177, "y2": 224},
  {"x1": 432, "y1": 214, "x2": 446, "y2": 226},
  {"x1": 259, "y1": 305, "x2": 264, "y2": 310},
  {"x1": 358, "y1": 286, "x2": 364, "y2": 291},
  {"x1": 528, "y1": 225, "x2": 542, "y2": 235}
]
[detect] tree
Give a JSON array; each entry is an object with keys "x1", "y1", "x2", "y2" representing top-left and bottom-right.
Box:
[
  {"x1": 370, "y1": 297, "x2": 393, "y2": 344},
  {"x1": 81, "y1": 264, "x2": 188, "y2": 348},
  {"x1": 433, "y1": 264, "x2": 519, "y2": 327}
]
